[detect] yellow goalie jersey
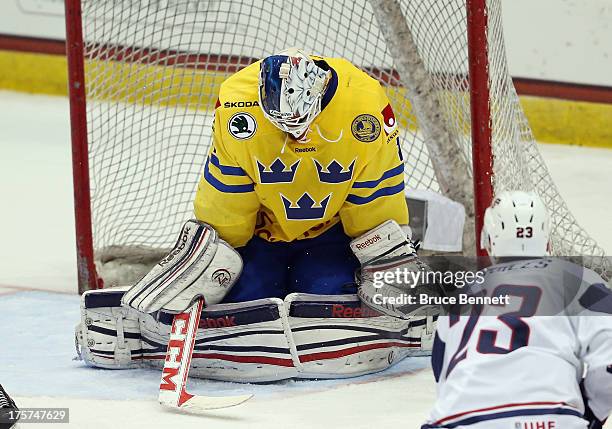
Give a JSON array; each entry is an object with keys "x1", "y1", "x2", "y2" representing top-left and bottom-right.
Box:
[{"x1": 194, "y1": 57, "x2": 408, "y2": 248}]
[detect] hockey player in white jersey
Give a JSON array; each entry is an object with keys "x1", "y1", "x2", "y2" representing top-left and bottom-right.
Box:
[{"x1": 423, "y1": 191, "x2": 612, "y2": 429}]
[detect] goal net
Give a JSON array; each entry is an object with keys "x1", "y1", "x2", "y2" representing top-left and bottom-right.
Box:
[{"x1": 65, "y1": 0, "x2": 610, "y2": 292}]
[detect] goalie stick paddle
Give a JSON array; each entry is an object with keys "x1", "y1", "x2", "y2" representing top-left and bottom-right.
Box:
[{"x1": 158, "y1": 298, "x2": 253, "y2": 412}]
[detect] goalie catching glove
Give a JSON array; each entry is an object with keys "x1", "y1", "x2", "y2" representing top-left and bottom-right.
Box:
[
  {"x1": 351, "y1": 220, "x2": 441, "y2": 319},
  {"x1": 121, "y1": 220, "x2": 242, "y2": 314}
]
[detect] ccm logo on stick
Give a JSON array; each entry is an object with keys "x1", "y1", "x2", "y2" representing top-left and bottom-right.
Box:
[
  {"x1": 159, "y1": 313, "x2": 190, "y2": 391},
  {"x1": 355, "y1": 234, "x2": 381, "y2": 250}
]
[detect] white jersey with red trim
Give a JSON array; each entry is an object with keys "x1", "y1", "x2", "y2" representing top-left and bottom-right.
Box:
[{"x1": 423, "y1": 258, "x2": 612, "y2": 429}]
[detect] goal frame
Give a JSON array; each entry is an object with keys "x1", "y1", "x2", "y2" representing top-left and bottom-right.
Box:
[
  {"x1": 64, "y1": 0, "x2": 495, "y2": 294},
  {"x1": 65, "y1": 0, "x2": 100, "y2": 294}
]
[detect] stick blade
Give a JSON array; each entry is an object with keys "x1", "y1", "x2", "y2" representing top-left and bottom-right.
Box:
[{"x1": 160, "y1": 393, "x2": 253, "y2": 412}]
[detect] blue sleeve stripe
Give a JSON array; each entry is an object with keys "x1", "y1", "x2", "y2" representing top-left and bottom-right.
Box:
[
  {"x1": 431, "y1": 333, "x2": 445, "y2": 383},
  {"x1": 352, "y1": 164, "x2": 404, "y2": 189},
  {"x1": 204, "y1": 161, "x2": 254, "y2": 193},
  {"x1": 210, "y1": 153, "x2": 247, "y2": 176},
  {"x1": 346, "y1": 181, "x2": 404, "y2": 205}
]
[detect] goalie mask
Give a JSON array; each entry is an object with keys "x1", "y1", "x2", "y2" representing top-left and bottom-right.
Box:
[
  {"x1": 259, "y1": 48, "x2": 331, "y2": 138},
  {"x1": 481, "y1": 191, "x2": 551, "y2": 258}
]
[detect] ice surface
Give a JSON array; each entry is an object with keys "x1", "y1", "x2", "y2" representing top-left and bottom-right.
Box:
[
  {"x1": 0, "y1": 291, "x2": 429, "y2": 398},
  {"x1": 0, "y1": 91, "x2": 611, "y2": 428},
  {"x1": 0, "y1": 290, "x2": 433, "y2": 427}
]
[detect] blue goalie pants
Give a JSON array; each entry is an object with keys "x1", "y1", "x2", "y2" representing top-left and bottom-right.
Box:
[{"x1": 222, "y1": 223, "x2": 360, "y2": 303}]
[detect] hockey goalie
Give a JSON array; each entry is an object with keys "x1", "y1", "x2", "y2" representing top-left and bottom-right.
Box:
[
  {"x1": 422, "y1": 192, "x2": 612, "y2": 429},
  {"x1": 75, "y1": 49, "x2": 438, "y2": 382}
]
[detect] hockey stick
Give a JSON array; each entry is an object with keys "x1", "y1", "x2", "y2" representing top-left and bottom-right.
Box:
[{"x1": 158, "y1": 298, "x2": 253, "y2": 412}]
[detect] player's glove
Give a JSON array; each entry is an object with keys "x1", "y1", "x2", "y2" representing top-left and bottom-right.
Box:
[
  {"x1": 581, "y1": 380, "x2": 607, "y2": 429},
  {"x1": 350, "y1": 220, "x2": 441, "y2": 319},
  {"x1": 585, "y1": 409, "x2": 605, "y2": 429},
  {"x1": 121, "y1": 220, "x2": 242, "y2": 314}
]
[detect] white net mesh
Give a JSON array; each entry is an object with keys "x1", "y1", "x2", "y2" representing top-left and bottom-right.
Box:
[{"x1": 77, "y1": 0, "x2": 610, "y2": 285}]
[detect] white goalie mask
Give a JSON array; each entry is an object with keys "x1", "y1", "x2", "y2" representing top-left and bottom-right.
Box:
[
  {"x1": 259, "y1": 48, "x2": 331, "y2": 138},
  {"x1": 481, "y1": 191, "x2": 551, "y2": 258}
]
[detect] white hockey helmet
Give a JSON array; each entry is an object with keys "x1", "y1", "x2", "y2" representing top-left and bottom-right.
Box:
[
  {"x1": 258, "y1": 48, "x2": 331, "y2": 138},
  {"x1": 481, "y1": 191, "x2": 551, "y2": 258}
]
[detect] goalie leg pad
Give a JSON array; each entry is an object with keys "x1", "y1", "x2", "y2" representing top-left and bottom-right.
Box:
[
  {"x1": 76, "y1": 288, "x2": 299, "y2": 380},
  {"x1": 143, "y1": 294, "x2": 435, "y2": 381},
  {"x1": 75, "y1": 287, "x2": 144, "y2": 369},
  {"x1": 285, "y1": 293, "x2": 436, "y2": 379},
  {"x1": 140, "y1": 298, "x2": 300, "y2": 382},
  {"x1": 76, "y1": 291, "x2": 435, "y2": 381}
]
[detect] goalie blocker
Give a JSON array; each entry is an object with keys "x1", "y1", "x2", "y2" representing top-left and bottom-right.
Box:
[
  {"x1": 121, "y1": 219, "x2": 242, "y2": 314},
  {"x1": 76, "y1": 288, "x2": 436, "y2": 382}
]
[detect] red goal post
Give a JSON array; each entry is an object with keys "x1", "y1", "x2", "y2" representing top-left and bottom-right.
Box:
[
  {"x1": 65, "y1": 0, "x2": 98, "y2": 292},
  {"x1": 466, "y1": 0, "x2": 494, "y2": 259},
  {"x1": 65, "y1": 0, "x2": 609, "y2": 294}
]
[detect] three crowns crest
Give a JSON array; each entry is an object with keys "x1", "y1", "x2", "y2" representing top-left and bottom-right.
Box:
[
  {"x1": 257, "y1": 158, "x2": 300, "y2": 184},
  {"x1": 281, "y1": 193, "x2": 331, "y2": 220},
  {"x1": 313, "y1": 159, "x2": 356, "y2": 183}
]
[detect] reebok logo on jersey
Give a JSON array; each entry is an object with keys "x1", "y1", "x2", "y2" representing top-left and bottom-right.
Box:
[
  {"x1": 224, "y1": 100, "x2": 260, "y2": 108},
  {"x1": 355, "y1": 234, "x2": 381, "y2": 250},
  {"x1": 295, "y1": 146, "x2": 316, "y2": 153}
]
